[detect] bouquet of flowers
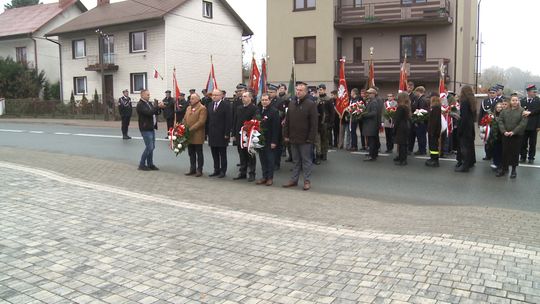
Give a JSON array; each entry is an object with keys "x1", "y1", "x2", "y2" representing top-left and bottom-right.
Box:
[
  {"x1": 348, "y1": 101, "x2": 366, "y2": 122},
  {"x1": 383, "y1": 106, "x2": 397, "y2": 120},
  {"x1": 168, "y1": 123, "x2": 190, "y2": 156},
  {"x1": 240, "y1": 119, "x2": 265, "y2": 156},
  {"x1": 411, "y1": 109, "x2": 429, "y2": 124},
  {"x1": 479, "y1": 113, "x2": 495, "y2": 144}
]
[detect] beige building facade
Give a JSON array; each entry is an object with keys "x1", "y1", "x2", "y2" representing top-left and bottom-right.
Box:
[{"x1": 267, "y1": 0, "x2": 477, "y2": 94}]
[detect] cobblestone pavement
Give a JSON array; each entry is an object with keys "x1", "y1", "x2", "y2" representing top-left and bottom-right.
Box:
[{"x1": 1, "y1": 154, "x2": 540, "y2": 304}]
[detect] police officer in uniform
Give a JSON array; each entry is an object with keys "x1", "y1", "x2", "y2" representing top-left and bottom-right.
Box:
[
  {"x1": 276, "y1": 84, "x2": 291, "y2": 161},
  {"x1": 267, "y1": 84, "x2": 283, "y2": 170},
  {"x1": 162, "y1": 90, "x2": 175, "y2": 138},
  {"x1": 520, "y1": 84, "x2": 540, "y2": 164},
  {"x1": 495, "y1": 84, "x2": 505, "y2": 102},
  {"x1": 479, "y1": 86, "x2": 498, "y2": 160},
  {"x1": 118, "y1": 89, "x2": 132, "y2": 139},
  {"x1": 315, "y1": 84, "x2": 334, "y2": 163}
]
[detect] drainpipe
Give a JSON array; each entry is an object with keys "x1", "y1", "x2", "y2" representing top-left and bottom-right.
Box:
[{"x1": 453, "y1": 0, "x2": 458, "y2": 92}]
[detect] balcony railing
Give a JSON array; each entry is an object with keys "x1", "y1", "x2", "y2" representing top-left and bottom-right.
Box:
[
  {"x1": 335, "y1": 0, "x2": 452, "y2": 29},
  {"x1": 85, "y1": 54, "x2": 119, "y2": 72},
  {"x1": 335, "y1": 58, "x2": 450, "y2": 82}
]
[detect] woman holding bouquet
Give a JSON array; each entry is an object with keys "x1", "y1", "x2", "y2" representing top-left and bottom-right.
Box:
[
  {"x1": 182, "y1": 93, "x2": 208, "y2": 177},
  {"x1": 497, "y1": 94, "x2": 528, "y2": 178},
  {"x1": 393, "y1": 93, "x2": 411, "y2": 165},
  {"x1": 455, "y1": 86, "x2": 477, "y2": 173}
]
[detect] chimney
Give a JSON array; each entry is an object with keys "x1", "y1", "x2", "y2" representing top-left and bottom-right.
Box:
[{"x1": 97, "y1": 0, "x2": 110, "y2": 6}]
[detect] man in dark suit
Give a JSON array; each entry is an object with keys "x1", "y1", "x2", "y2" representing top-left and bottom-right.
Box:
[
  {"x1": 175, "y1": 92, "x2": 189, "y2": 123},
  {"x1": 412, "y1": 86, "x2": 430, "y2": 155},
  {"x1": 162, "y1": 90, "x2": 175, "y2": 138},
  {"x1": 521, "y1": 84, "x2": 540, "y2": 164},
  {"x1": 207, "y1": 89, "x2": 232, "y2": 178},
  {"x1": 495, "y1": 84, "x2": 505, "y2": 102},
  {"x1": 118, "y1": 89, "x2": 132, "y2": 139},
  {"x1": 362, "y1": 88, "x2": 382, "y2": 161},
  {"x1": 407, "y1": 81, "x2": 417, "y2": 154},
  {"x1": 256, "y1": 93, "x2": 280, "y2": 186},
  {"x1": 479, "y1": 87, "x2": 497, "y2": 160},
  {"x1": 232, "y1": 91, "x2": 257, "y2": 181}
]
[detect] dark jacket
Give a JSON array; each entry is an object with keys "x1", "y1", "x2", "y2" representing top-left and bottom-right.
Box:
[
  {"x1": 232, "y1": 103, "x2": 257, "y2": 144},
  {"x1": 393, "y1": 105, "x2": 410, "y2": 144},
  {"x1": 136, "y1": 99, "x2": 161, "y2": 131},
  {"x1": 257, "y1": 106, "x2": 280, "y2": 146},
  {"x1": 479, "y1": 97, "x2": 496, "y2": 122},
  {"x1": 428, "y1": 105, "x2": 442, "y2": 138},
  {"x1": 317, "y1": 94, "x2": 335, "y2": 128},
  {"x1": 283, "y1": 96, "x2": 318, "y2": 144},
  {"x1": 520, "y1": 96, "x2": 540, "y2": 130},
  {"x1": 361, "y1": 98, "x2": 381, "y2": 137},
  {"x1": 162, "y1": 96, "x2": 175, "y2": 119},
  {"x1": 207, "y1": 99, "x2": 232, "y2": 147},
  {"x1": 118, "y1": 95, "x2": 132, "y2": 117},
  {"x1": 499, "y1": 107, "x2": 528, "y2": 136},
  {"x1": 175, "y1": 98, "x2": 189, "y2": 122},
  {"x1": 458, "y1": 97, "x2": 475, "y2": 140}
]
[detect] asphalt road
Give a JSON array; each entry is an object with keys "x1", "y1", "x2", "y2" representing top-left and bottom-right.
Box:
[{"x1": 1, "y1": 121, "x2": 539, "y2": 212}]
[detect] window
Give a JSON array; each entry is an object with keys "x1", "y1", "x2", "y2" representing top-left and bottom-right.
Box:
[
  {"x1": 203, "y1": 1, "x2": 213, "y2": 18},
  {"x1": 353, "y1": 38, "x2": 362, "y2": 63},
  {"x1": 354, "y1": 0, "x2": 363, "y2": 7},
  {"x1": 131, "y1": 73, "x2": 147, "y2": 93},
  {"x1": 130, "y1": 31, "x2": 146, "y2": 53},
  {"x1": 401, "y1": 0, "x2": 427, "y2": 5},
  {"x1": 15, "y1": 47, "x2": 27, "y2": 64},
  {"x1": 400, "y1": 35, "x2": 426, "y2": 61},
  {"x1": 101, "y1": 35, "x2": 114, "y2": 64},
  {"x1": 294, "y1": 0, "x2": 315, "y2": 11},
  {"x1": 74, "y1": 77, "x2": 87, "y2": 95},
  {"x1": 72, "y1": 39, "x2": 86, "y2": 59},
  {"x1": 337, "y1": 37, "x2": 342, "y2": 60},
  {"x1": 294, "y1": 36, "x2": 316, "y2": 64}
]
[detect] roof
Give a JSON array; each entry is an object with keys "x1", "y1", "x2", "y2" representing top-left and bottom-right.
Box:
[
  {"x1": 0, "y1": 1, "x2": 87, "y2": 39},
  {"x1": 47, "y1": 0, "x2": 254, "y2": 37}
]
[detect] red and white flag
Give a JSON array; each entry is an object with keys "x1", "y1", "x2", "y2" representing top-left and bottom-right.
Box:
[
  {"x1": 173, "y1": 67, "x2": 181, "y2": 101},
  {"x1": 335, "y1": 58, "x2": 350, "y2": 119},
  {"x1": 398, "y1": 56, "x2": 408, "y2": 93},
  {"x1": 249, "y1": 57, "x2": 260, "y2": 95},
  {"x1": 153, "y1": 68, "x2": 163, "y2": 80},
  {"x1": 205, "y1": 61, "x2": 218, "y2": 93},
  {"x1": 367, "y1": 59, "x2": 375, "y2": 89}
]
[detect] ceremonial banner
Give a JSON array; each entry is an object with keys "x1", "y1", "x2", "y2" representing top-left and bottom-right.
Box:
[
  {"x1": 398, "y1": 56, "x2": 408, "y2": 93},
  {"x1": 249, "y1": 57, "x2": 260, "y2": 95},
  {"x1": 205, "y1": 60, "x2": 218, "y2": 93},
  {"x1": 336, "y1": 58, "x2": 350, "y2": 119},
  {"x1": 257, "y1": 58, "x2": 267, "y2": 100},
  {"x1": 287, "y1": 60, "x2": 295, "y2": 97}
]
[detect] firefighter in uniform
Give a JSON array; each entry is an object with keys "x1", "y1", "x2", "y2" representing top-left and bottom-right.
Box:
[{"x1": 118, "y1": 89, "x2": 132, "y2": 139}]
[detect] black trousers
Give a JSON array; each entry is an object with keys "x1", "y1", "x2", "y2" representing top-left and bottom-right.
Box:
[
  {"x1": 188, "y1": 144, "x2": 203, "y2": 172},
  {"x1": 259, "y1": 146, "x2": 275, "y2": 179},
  {"x1": 457, "y1": 136, "x2": 475, "y2": 168},
  {"x1": 521, "y1": 130, "x2": 538, "y2": 160},
  {"x1": 210, "y1": 146, "x2": 227, "y2": 174},
  {"x1": 384, "y1": 127, "x2": 394, "y2": 151},
  {"x1": 398, "y1": 143, "x2": 408, "y2": 161},
  {"x1": 333, "y1": 117, "x2": 340, "y2": 147},
  {"x1": 367, "y1": 136, "x2": 379, "y2": 158},
  {"x1": 121, "y1": 115, "x2": 131, "y2": 136},
  {"x1": 237, "y1": 146, "x2": 256, "y2": 176},
  {"x1": 428, "y1": 134, "x2": 440, "y2": 160},
  {"x1": 408, "y1": 124, "x2": 417, "y2": 152},
  {"x1": 166, "y1": 117, "x2": 175, "y2": 131},
  {"x1": 484, "y1": 144, "x2": 493, "y2": 159},
  {"x1": 503, "y1": 135, "x2": 523, "y2": 168},
  {"x1": 415, "y1": 123, "x2": 427, "y2": 154}
]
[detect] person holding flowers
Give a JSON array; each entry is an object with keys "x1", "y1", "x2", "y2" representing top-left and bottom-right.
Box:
[
  {"x1": 497, "y1": 94, "x2": 528, "y2": 178},
  {"x1": 256, "y1": 93, "x2": 280, "y2": 186},
  {"x1": 232, "y1": 91, "x2": 258, "y2": 182},
  {"x1": 383, "y1": 93, "x2": 397, "y2": 153},
  {"x1": 182, "y1": 93, "x2": 207, "y2": 177}
]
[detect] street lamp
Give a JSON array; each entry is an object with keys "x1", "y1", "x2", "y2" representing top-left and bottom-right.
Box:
[{"x1": 96, "y1": 29, "x2": 110, "y2": 121}]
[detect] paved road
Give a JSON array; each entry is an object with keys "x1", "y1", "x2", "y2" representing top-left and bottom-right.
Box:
[
  {"x1": 1, "y1": 161, "x2": 539, "y2": 304},
  {"x1": 1, "y1": 121, "x2": 539, "y2": 212}
]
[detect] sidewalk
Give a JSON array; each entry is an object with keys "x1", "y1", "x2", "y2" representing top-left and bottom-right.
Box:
[{"x1": 0, "y1": 117, "x2": 166, "y2": 129}]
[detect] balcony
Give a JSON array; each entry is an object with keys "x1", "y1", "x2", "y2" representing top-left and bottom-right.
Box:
[
  {"x1": 85, "y1": 54, "x2": 119, "y2": 72},
  {"x1": 335, "y1": 58, "x2": 450, "y2": 83},
  {"x1": 335, "y1": 0, "x2": 452, "y2": 29}
]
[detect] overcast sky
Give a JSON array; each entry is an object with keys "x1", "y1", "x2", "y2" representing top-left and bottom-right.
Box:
[{"x1": 0, "y1": 0, "x2": 536, "y2": 75}]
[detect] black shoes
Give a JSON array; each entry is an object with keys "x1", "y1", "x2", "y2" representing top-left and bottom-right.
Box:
[
  {"x1": 148, "y1": 165, "x2": 159, "y2": 171},
  {"x1": 218, "y1": 173, "x2": 226, "y2": 178},
  {"x1": 363, "y1": 156, "x2": 376, "y2": 162},
  {"x1": 138, "y1": 165, "x2": 150, "y2": 171},
  {"x1": 247, "y1": 175, "x2": 256, "y2": 182},
  {"x1": 528, "y1": 159, "x2": 534, "y2": 164},
  {"x1": 425, "y1": 159, "x2": 440, "y2": 167},
  {"x1": 414, "y1": 151, "x2": 426, "y2": 156},
  {"x1": 510, "y1": 167, "x2": 517, "y2": 179},
  {"x1": 454, "y1": 165, "x2": 469, "y2": 172},
  {"x1": 496, "y1": 169, "x2": 507, "y2": 177},
  {"x1": 185, "y1": 171, "x2": 196, "y2": 176},
  {"x1": 123, "y1": 135, "x2": 131, "y2": 139},
  {"x1": 285, "y1": 158, "x2": 293, "y2": 162},
  {"x1": 233, "y1": 174, "x2": 247, "y2": 180},
  {"x1": 209, "y1": 172, "x2": 220, "y2": 177},
  {"x1": 395, "y1": 160, "x2": 407, "y2": 166}
]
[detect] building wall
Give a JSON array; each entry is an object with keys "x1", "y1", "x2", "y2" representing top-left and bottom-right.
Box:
[
  {"x1": 0, "y1": 37, "x2": 35, "y2": 66},
  {"x1": 454, "y1": 0, "x2": 477, "y2": 92},
  {"x1": 164, "y1": 0, "x2": 244, "y2": 96},
  {"x1": 267, "y1": 0, "x2": 336, "y2": 89},
  {"x1": 59, "y1": 20, "x2": 165, "y2": 103}
]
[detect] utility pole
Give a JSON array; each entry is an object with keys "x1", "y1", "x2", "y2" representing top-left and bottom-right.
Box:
[
  {"x1": 474, "y1": 0, "x2": 482, "y2": 93},
  {"x1": 96, "y1": 29, "x2": 109, "y2": 121}
]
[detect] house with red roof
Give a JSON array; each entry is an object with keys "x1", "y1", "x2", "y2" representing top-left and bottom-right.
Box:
[
  {"x1": 0, "y1": 0, "x2": 87, "y2": 87},
  {"x1": 45, "y1": 0, "x2": 252, "y2": 105}
]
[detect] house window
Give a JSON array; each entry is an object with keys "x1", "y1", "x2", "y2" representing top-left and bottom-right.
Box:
[
  {"x1": 294, "y1": 36, "x2": 316, "y2": 64},
  {"x1": 72, "y1": 39, "x2": 86, "y2": 59},
  {"x1": 401, "y1": 0, "x2": 427, "y2": 5},
  {"x1": 15, "y1": 47, "x2": 27, "y2": 64},
  {"x1": 130, "y1": 31, "x2": 146, "y2": 53},
  {"x1": 131, "y1": 73, "x2": 147, "y2": 93},
  {"x1": 74, "y1": 77, "x2": 87, "y2": 95},
  {"x1": 354, "y1": 0, "x2": 363, "y2": 7},
  {"x1": 101, "y1": 35, "x2": 114, "y2": 64},
  {"x1": 353, "y1": 38, "x2": 362, "y2": 63},
  {"x1": 337, "y1": 37, "x2": 342, "y2": 60},
  {"x1": 294, "y1": 0, "x2": 315, "y2": 11},
  {"x1": 401, "y1": 35, "x2": 426, "y2": 61},
  {"x1": 203, "y1": 1, "x2": 213, "y2": 18}
]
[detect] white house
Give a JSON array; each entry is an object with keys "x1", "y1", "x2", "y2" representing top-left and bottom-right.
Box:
[
  {"x1": 0, "y1": 0, "x2": 87, "y2": 86},
  {"x1": 46, "y1": 0, "x2": 253, "y2": 105}
]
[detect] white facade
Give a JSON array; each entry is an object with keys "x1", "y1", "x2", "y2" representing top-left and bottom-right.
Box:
[
  {"x1": 59, "y1": 0, "x2": 245, "y2": 104},
  {"x1": 0, "y1": 4, "x2": 83, "y2": 85}
]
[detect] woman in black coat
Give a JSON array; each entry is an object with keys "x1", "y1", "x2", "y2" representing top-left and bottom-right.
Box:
[
  {"x1": 393, "y1": 93, "x2": 411, "y2": 166},
  {"x1": 455, "y1": 86, "x2": 477, "y2": 172}
]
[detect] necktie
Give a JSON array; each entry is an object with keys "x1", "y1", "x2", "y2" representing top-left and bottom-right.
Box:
[
  {"x1": 529, "y1": 98, "x2": 532, "y2": 104},
  {"x1": 213, "y1": 102, "x2": 218, "y2": 111}
]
